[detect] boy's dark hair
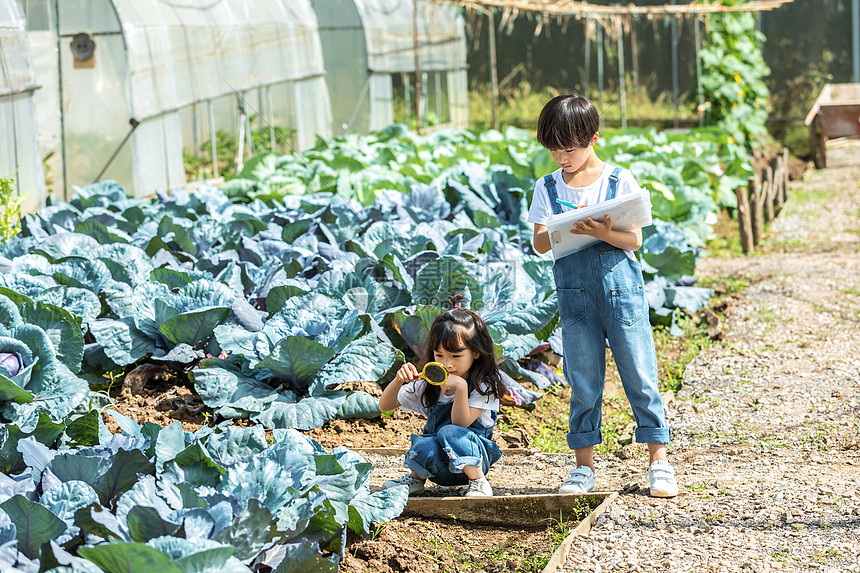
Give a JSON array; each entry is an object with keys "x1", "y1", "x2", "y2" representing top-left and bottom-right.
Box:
[
  {"x1": 536, "y1": 94, "x2": 600, "y2": 150},
  {"x1": 416, "y1": 293, "x2": 506, "y2": 410}
]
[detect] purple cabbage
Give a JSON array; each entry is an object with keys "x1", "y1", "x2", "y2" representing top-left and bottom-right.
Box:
[{"x1": 0, "y1": 352, "x2": 21, "y2": 377}]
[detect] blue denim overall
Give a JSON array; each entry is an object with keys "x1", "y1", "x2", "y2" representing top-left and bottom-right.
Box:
[
  {"x1": 544, "y1": 167, "x2": 670, "y2": 449},
  {"x1": 404, "y1": 388, "x2": 502, "y2": 486}
]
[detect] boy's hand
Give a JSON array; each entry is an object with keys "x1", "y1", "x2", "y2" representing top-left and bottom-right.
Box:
[
  {"x1": 442, "y1": 375, "x2": 468, "y2": 396},
  {"x1": 571, "y1": 214, "x2": 612, "y2": 240},
  {"x1": 394, "y1": 363, "x2": 419, "y2": 385}
]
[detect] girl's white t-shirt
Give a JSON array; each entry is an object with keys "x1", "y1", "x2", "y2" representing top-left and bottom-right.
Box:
[
  {"x1": 527, "y1": 164, "x2": 643, "y2": 259},
  {"x1": 397, "y1": 378, "x2": 499, "y2": 428}
]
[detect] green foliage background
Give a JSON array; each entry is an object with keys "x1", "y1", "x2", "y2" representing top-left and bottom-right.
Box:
[{"x1": 697, "y1": 6, "x2": 771, "y2": 148}]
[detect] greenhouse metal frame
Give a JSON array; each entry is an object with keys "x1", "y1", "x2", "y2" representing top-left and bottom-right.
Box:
[
  {"x1": 0, "y1": 0, "x2": 45, "y2": 214},
  {"x1": 313, "y1": 0, "x2": 469, "y2": 135},
  {"x1": 22, "y1": 0, "x2": 332, "y2": 201}
]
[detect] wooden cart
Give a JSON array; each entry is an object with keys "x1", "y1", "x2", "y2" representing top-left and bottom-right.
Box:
[{"x1": 805, "y1": 83, "x2": 860, "y2": 168}]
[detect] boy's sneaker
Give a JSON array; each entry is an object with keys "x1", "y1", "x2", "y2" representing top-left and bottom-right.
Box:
[
  {"x1": 648, "y1": 460, "x2": 678, "y2": 498},
  {"x1": 559, "y1": 466, "x2": 596, "y2": 494},
  {"x1": 464, "y1": 477, "x2": 493, "y2": 497},
  {"x1": 383, "y1": 473, "x2": 426, "y2": 495}
]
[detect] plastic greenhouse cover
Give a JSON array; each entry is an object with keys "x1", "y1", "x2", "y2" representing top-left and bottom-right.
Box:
[
  {"x1": 353, "y1": 0, "x2": 466, "y2": 73},
  {"x1": 111, "y1": 0, "x2": 327, "y2": 121},
  {"x1": 0, "y1": 0, "x2": 37, "y2": 96}
]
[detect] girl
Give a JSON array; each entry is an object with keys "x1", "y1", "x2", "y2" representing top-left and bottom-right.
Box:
[
  {"x1": 527, "y1": 93, "x2": 678, "y2": 498},
  {"x1": 379, "y1": 294, "x2": 504, "y2": 497}
]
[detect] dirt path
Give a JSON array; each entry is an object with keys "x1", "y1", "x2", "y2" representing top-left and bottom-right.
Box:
[{"x1": 556, "y1": 145, "x2": 860, "y2": 572}]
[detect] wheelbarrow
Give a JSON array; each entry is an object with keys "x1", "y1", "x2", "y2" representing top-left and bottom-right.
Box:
[{"x1": 804, "y1": 83, "x2": 860, "y2": 168}]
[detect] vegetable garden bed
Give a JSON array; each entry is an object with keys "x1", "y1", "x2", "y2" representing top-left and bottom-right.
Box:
[
  {"x1": 339, "y1": 491, "x2": 613, "y2": 573},
  {"x1": 0, "y1": 124, "x2": 747, "y2": 571}
]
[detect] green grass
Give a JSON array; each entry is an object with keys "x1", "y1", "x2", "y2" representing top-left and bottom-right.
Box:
[
  {"x1": 785, "y1": 186, "x2": 840, "y2": 207},
  {"x1": 749, "y1": 304, "x2": 777, "y2": 323},
  {"x1": 467, "y1": 81, "x2": 696, "y2": 131},
  {"x1": 770, "y1": 551, "x2": 795, "y2": 563},
  {"x1": 496, "y1": 387, "x2": 570, "y2": 453},
  {"x1": 595, "y1": 395, "x2": 634, "y2": 456},
  {"x1": 653, "y1": 314, "x2": 714, "y2": 395},
  {"x1": 697, "y1": 275, "x2": 750, "y2": 306},
  {"x1": 705, "y1": 209, "x2": 746, "y2": 258}
]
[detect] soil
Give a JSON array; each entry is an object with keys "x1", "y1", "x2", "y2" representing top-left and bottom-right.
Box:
[
  {"x1": 101, "y1": 366, "x2": 211, "y2": 433},
  {"x1": 340, "y1": 515, "x2": 590, "y2": 573}
]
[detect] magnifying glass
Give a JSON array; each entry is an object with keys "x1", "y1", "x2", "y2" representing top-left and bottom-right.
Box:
[{"x1": 416, "y1": 362, "x2": 448, "y2": 386}]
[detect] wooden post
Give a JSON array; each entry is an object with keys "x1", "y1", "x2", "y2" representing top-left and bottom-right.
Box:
[
  {"x1": 749, "y1": 176, "x2": 763, "y2": 246},
  {"x1": 780, "y1": 147, "x2": 789, "y2": 206},
  {"x1": 735, "y1": 186, "x2": 755, "y2": 253},
  {"x1": 772, "y1": 156, "x2": 783, "y2": 212},
  {"x1": 763, "y1": 165, "x2": 775, "y2": 223},
  {"x1": 488, "y1": 9, "x2": 499, "y2": 131},
  {"x1": 413, "y1": 0, "x2": 422, "y2": 132}
]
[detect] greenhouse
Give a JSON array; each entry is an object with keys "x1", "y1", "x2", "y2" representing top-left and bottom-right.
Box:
[
  {"x1": 0, "y1": 0, "x2": 45, "y2": 214},
  {"x1": 312, "y1": 0, "x2": 469, "y2": 134},
  {"x1": 21, "y1": 0, "x2": 331, "y2": 199}
]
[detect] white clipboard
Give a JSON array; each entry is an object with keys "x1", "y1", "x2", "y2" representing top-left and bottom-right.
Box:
[{"x1": 546, "y1": 188, "x2": 653, "y2": 260}]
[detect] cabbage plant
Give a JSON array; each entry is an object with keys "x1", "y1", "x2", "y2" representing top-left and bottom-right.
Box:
[
  {"x1": 0, "y1": 294, "x2": 88, "y2": 429},
  {"x1": 0, "y1": 412, "x2": 406, "y2": 572}
]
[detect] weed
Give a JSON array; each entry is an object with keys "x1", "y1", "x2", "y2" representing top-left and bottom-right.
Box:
[
  {"x1": 370, "y1": 521, "x2": 387, "y2": 541},
  {"x1": 652, "y1": 314, "x2": 713, "y2": 395},
  {"x1": 749, "y1": 305, "x2": 776, "y2": 323},
  {"x1": 0, "y1": 174, "x2": 23, "y2": 242},
  {"x1": 689, "y1": 481, "x2": 709, "y2": 492},
  {"x1": 705, "y1": 210, "x2": 745, "y2": 258},
  {"x1": 497, "y1": 390, "x2": 570, "y2": 453},
  {"x1": 704, "y1": 511, "x2": 725, "y2": 523},
  {"x1": 595, "y1": 395, "x2": 634, "y2": 455}
]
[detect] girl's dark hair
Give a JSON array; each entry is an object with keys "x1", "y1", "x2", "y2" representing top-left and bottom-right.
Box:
[
  {"x1": 536, "y1": 93, "x2": 600, "y2": 150},
  {"x1": 415, "y1": 293, "x2": 506, "y2": 410}
]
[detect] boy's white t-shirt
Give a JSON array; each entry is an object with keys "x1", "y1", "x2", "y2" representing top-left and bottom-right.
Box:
[
  {"x1": 397, "y1": 378, "x2": 499, "y2": 428},
  {"x1": 527, "y1": 163, "x2": 643, "y2": 259}
]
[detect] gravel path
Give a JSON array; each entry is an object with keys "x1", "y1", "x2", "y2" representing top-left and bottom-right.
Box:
[
  {"x1": 368, "y1": 145, "x2": 860, "y2": 572},
  {"x1": 556, "y1": 145, "x2": 860, "y2": 573}
]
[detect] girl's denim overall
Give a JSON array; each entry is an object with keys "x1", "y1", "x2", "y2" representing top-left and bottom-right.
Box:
[
  {"x1": 405, "y1": 393, "x2": 502, "y2": 486},
  {"x1": 543, "y1": 167, "x2": 670, "y2": 449}
]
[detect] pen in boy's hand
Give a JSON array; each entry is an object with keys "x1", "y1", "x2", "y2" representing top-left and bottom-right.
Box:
[{"x1": 556, "y1": 198, "x2": 579, "y2": 209}]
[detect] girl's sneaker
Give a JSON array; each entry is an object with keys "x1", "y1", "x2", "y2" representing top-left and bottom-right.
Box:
[
  {"x1": 383, "y1": 473, "x2": 426, "y2": 495},
  {"x1": 465, "y1": 477, "x2": 493, "y2": 497},
  {"x1": 559, "y1": 466, "x2": 596, "y2": 494},
  {"x1": 648, "y1": 460, "x2": 678, "y2": 498}
]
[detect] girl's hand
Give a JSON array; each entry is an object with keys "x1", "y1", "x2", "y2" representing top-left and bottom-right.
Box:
[
  {"x1": 394, "y1": 363, "x2": 419, "y2": 385},
  {"x1": 442, "y1": 375, "x2": 468, "y2": 396},
  {"x1": 570, "y1": 214, "x2": 612, "y2": 240}
]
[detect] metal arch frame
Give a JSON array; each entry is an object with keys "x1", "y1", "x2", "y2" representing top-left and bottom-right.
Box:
[{"x1": 53, "y1": 0, "x2": 128, "y2": 197}]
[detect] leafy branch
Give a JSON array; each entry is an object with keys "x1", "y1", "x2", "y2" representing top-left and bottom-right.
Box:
[{"x1": 0, "y1": 174, "x2": 23, "y2": 242}]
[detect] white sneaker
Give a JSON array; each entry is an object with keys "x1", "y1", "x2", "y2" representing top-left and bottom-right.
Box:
[
  {"x1": 648, "y1": 460, "x2": 678, "y2": 498},
  {"x1": 465, "y1": 477, "x2": 493, "y2": 497},
  {"x1": 559, "y1": 466, "x2": 596, "y2": 494},
  {"x1": 383, "y1": 473, "x2": 426, "y2": 495}
]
